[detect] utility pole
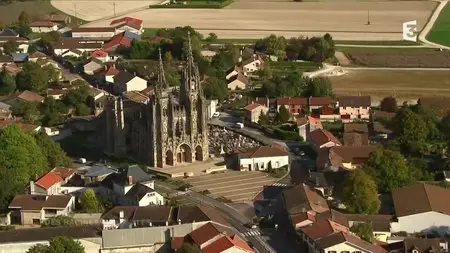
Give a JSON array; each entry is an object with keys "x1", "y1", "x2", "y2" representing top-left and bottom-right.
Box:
[
  {"x1": 113, "y1": 2, "x2": 116, "y2": 17},
  {"x1": 367, "y1": 10, "x2": 371, "y2": 25},
  {"x1": 74, "y1": 3, "x2": 77, "y2": 18}
]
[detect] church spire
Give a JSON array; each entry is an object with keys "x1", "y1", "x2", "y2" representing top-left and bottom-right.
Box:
[
  {"x1": 187, "y1": 31, "x2": 194, "y2": 73},
  {"x1": 156, "y1": 48, "x2": 167, "y2": 95}
]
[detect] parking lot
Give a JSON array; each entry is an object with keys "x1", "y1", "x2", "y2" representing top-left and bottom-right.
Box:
[{"x1": 184, "y1": 170, "x2": 277, "y2": 202}]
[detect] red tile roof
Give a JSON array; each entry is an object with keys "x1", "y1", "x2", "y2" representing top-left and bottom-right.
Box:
[
  {"x1": 102, "y1": 33, "x2": 132, "y2": 50},
  {"x1": 203, "y1": 235, "x2": 253, "y2": 253},
  {"x1": 17, "y1": 90, "x2": 44, "y2": 103},
  {"x1": 277, "y1": 97, "x2": 307, "y2": 106},
  {"x1": 301, "y1": 219, "x2": 349, "y2": 240},
  {"x1": 309, "y1": 96, "x2": 333, "y2": 106},
  {"x1": 51, "y1": 168, "x2": 76, "y2": 180},
  {"x1": 244, "y1": 103, "x2": 264, "y2": 112},
  {"x1": 105, "y1": 65, "x2": 120, "y2": 76},
  {"x1": 35, "y1": 172, "x2": 63, "y2": 190},
  {"x1": 309, "y1": 129, "x2": 342, "y2": 147},
  {"x1": 238, "y1": 146, "x2": 289, "y2": 159},
  {"x1": 90, "y1": 49, "x2": 108, "y2": 58},
  {"x1": 308, "y1": 116, "x2": 323, "y2": 128},
  {"x1": 110, "y1": 17, "x2": 143, "y2": 27}
]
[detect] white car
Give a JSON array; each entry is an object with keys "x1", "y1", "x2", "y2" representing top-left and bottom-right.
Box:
[{"x1": 212, "y1": 112, "x2": 220, "y2": 118}]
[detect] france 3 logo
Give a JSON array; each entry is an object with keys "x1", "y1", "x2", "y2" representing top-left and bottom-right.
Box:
[{"x1": 403, "y1": 20, "x2": 418, "y2": 42}]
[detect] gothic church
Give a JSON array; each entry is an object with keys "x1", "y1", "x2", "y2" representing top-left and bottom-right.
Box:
[{"x1": 103, "y1": 33, "x2": 209, "y2": 168}]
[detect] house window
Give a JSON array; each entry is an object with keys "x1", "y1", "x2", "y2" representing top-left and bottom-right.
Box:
[
  {"x1": 341, "y1": 251, "x2": 350, "y2": 253},
  {"x1": 32, "y1": 219, "x2": 41, "y2": 225},
  {"x1": 46, "y1": 209, "x2": 57, "y2": 215},
  {"x1": 328, "y1": 251, "x2": 337, "y2": 253},
  {"x1": 353, "y1": 251, "x2": 362, "y2": 253}
]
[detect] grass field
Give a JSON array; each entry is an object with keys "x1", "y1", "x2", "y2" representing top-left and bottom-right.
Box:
[
  {"x1": 268, "y1": 61, "x2": 321, "y2": 74},
  {"x1": 334, "y1": 40, "x2": 420, "y2": 45},
  {"x1": 329, "y1": 69, "x2": 450, "y2": 103},
  {"x1": 427, "y1": 2, "x2": 450, "y2": 46},
  {"x1": 0, "y1": 0, "x2": 84, "y2": 25},
  {"x1": 336, "y1": 46, "x2": 436, "y2": 53}
]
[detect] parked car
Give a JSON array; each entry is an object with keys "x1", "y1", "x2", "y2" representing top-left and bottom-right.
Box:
[
  {"x1": 235, "y1": 122, "x2": 244, "y2": 129},
  {"x1": 212, "y1": 112, "x2": 220, "y2": 118}
]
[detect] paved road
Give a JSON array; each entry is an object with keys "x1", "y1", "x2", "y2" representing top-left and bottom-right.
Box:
[
  {"x1": 418, "y1": 0, "x2": 450, "y2": 50},
  {"x1": 156, "y1": 181, "x2": 276, "y2": 253}
]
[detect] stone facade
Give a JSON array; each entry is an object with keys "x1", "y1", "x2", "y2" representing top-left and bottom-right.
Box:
[{"x1": 104, "y1": 34, "x2": 209, "y2": 168}]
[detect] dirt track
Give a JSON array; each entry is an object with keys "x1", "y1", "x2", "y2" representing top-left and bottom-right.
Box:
[{"x1": 79, "y1": 1, "x2": 435, "y2": 40}]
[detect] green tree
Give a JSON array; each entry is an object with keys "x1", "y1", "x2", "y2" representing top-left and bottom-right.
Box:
[
  {"x1": 363, "y1": 148, "x2": 412, "y2": 193},
  {"x1": 303, "y1": 77, "x2": 333, "y2": 97},
  {"x1": 16, "y1": 62, "x2": 51, "y2": 92},
  {"x1": 80, "y1": 189, "x2": 104, "y2": 213},
  {"x1": 380, "y1": 96, "x2": 397, "y2": 112},
  {"x1": 14, "y1": 25, "x2": 31, "y2": 37},
  {"x1": 63, "y1": 85, "x2": 89, "y2": 106},
  {"x1": 3, "y1": 40, "x2": 18, "y2": 54},
  {"x1": 342, "y1": 169, "x2": 380, "y2": 215},
  {"x1": 0, "y1": 68, "x2": 16, "y2": 94},
  {"x1": 27, "y1": 236, "x2": 85, "y2": 253},
  {"x1": 11, "y1": 101, "x2": 40, "y2": 123},
  {"x1": 75, "y1": 103, "x2": 91, "y2": 116},
  {"x1": 276, "y1": 106, "x2": 290, "y2": 123},
  {"x1": 18, "y1": 11, "x2": 30, "y2": 26},
  {"x1": 34, "y1": 132, "x2": 72, "y2": 168},
  {"x1": 255, "y1": 34, "x2": 287, "y2": 60},
  {"x1": 128, "y1": 40, "x2": 159, "y2": 59},
  {"x1": 163, "y1": 51, "x2": 173, "y2": 62},
  {"x1": 258, "y1": 111, "x2": 269, "y2": 125},
  {"x1": 393, "y1": 107, "x2": 429, "y2": 152},
  {"x1": 350, "y1": 222, "x2": 374, "y2": 242},
  {"x1": 205, "y1": 33, "x2": 218, "y2": 43},
  {"x1": 41, "y1": 215, "x2": 76, "y2": 227},
  {"x1": 0, "y1": 125, "x2": 48, "y2": 210},
  {"x1": 177, "y1": 243, "x2": 201, "y2": 253},
  {"x1": 202, "y1": 77, "x2": 228, "y2": 102},
  {"x1": 27, "y1": 44, "x2": 37, "y2": 54},
  {"x1": 41, "y1": 97, "x2": 68, "y2": 126}
]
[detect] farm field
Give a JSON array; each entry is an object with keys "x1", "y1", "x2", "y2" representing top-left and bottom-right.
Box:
[
  {"x1": 344, "y1": 50, "x2": 450, "y2": 68},
  {"x1": 427, "y1": 2, "x2": 450, "y2": 46},
  {"x1": 329, "y1": 69, "x2": 450, "y2": 103},
  {"x1": 0, "y1": 1, "x2": 67, "y2": 25},
  {"x1": 82, "y1": 1, "x2": 435, "y2": 40}
]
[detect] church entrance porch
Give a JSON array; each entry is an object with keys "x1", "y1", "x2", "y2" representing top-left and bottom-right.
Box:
[
  {"x1": 166, "y1": 150, "x2": 174, "y2": 166},
  {"x1": 177, "y1": 144, "x2": 192, "y2": 163},
  {"x1": 195, "y1": 146, "x2": 203, "y2": 161}
]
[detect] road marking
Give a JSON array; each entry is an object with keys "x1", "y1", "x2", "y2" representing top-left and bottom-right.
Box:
[
  {"x1": 242, "y1": 230, "x2": 262, "y2": 237},
  {"x1": 271, "y1": 183, "x2": 288, "y2": 187}
]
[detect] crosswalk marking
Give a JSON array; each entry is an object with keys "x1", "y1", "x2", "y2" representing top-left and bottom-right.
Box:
[
  {"x1": 242, "y1": 230, "x2": 262, "y2": 237},
  {"x1": 271, "y1": 183, "x2": 288, "y2": 187}
]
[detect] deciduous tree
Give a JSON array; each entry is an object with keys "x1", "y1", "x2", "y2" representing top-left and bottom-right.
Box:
[
  {"x1": 393, "y1": 107, "x2": 429, "y2": 152},
  {"x1": 350, "y1": 222, "x2": 374, "y2": 242},
  {"x1": 276, "y1": 105, "x2": 290, "y2": 123},
  {"x1": 380, "y1": 96, "x2": 397, "y2": 112},
  {"x1": 34, "y1": 132, "x2": 72, "y2": 168},
  {"x1": 0, "y1": 68, "x2": 16, "y2": 94},
  {"x1": 80, "y1": 189, "x2": 104, "y2": 213},
  {"x1": 18, "y1": 11, "x2": 30, "y2": 26},
  {"x1": 342, "y1": 169, "x2": 380, "y2": 215},
  {"x1": 3, "y1": 40, "x2": 18, "y2": 54},
  {"x1": 27, "y1": 236, "x2": 85, "y2": 253}
]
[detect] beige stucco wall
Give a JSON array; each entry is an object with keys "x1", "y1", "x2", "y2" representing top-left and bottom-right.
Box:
[
  {"x1": 321, "y1": 242, "x2": 362, "y2": 253},
  {"x1": 239, "y1": 155, "x2": 289, "y2": 171},
  {"x1": 339, "y1": 106, "x2": 370, "y2": 118},
  {"x1": 228, "y1": 79, "x2": 246, "y2": 90},
  {"x1": 125, "y1": 77, "x2": 147, "y2": 92},
  {"x1": 21, "y1": 210, "x2": 43, "y2": 225}
]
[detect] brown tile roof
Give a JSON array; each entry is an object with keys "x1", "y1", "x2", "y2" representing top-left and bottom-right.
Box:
[
  {"x1": 132, "y1": 206, "x2": 172, "y2": 223},
  {"x1": 277, "y1": 97, "x2": 307, "y2": 106},
  {"x1": 315, "y1": 209, "x2": 349, "y2": 227},
  {"x1": 317, "y1": 145, "x2": 376, "y2": 170},
  {"x1": 123, "y1": 91, "x2": 149, "y2": 104},
  {"x1": 29, "y1": 51, "x2": 47, "y2": 59},
  {"x1": 338, "y1": 96, "x2": 371, "y2": 107},
  {"x1": 71, "y1": 27, "x2": 116, "y2": 33},
  {"x1": 344, "y1": 214, "x2": 392, "y2": 232},
  {"x1": 390, "y1": 238, "x2": 443, "y2": 253},
  {"x1": 309, "y1": 96, "x2": 333, "y2": 106},
  {"x1": 291, "y1": 212, "x2": 316, "y2": 225},
  {"x1": 9, "y1": 195, "x2": 72, "y2": 210},
  {"x1": 17, "y1": 90, "x2": 44, "y2": 103},
  {"x1": 202, "y1": 234, "x2": 253, "y2": 253},
  {"x1": 51, "y1": 168, "x2": 76, "y2": 180},
  {"x1": 140, "y1": 86, "x2": 153, "y2": 96},
  {"x1": 30, "y1": 21, "x2": 57, "y2": 27},
  {"x1": 301, "y1": 219, "x2": 349, "y2": 240},
  {"x1": 244, "y1": 103, "x2": 265, "y2": 112},
  {"x1": 343, "y1": 132, "x2": 369, "y2": 146},
  {"x1": 373, "y1": 122, "x2": 393, "y2": 134},
  {"x1": 372, "y1": 111, "x2": 396, "y2": 121},
  {"x1": 296, "y1": 117, "x2": 308, "y2": 126},
  {"x1": 171, "y1": 237, "x2": 184, "y2": 250},
  {"x1": 177, "y1": 206, "x2": 228, "y2": 225},
  {"x1": 188, "y1": 222, "x2": 235, "y2": 247},
  {"x1": 344, "y1": 123, "x2": 369, "y2": 133},
  {"x1": 283, "y1": 184, "x2": 329, "y2": 215},
  {"x1": 238, "y1": 146, "x2": 289, "y2": 159},
  {"x1": 101, "y1": 206, "x2": 138, "y2": 220},
  {"x1": 392, "y1": 183, "x2": 450, "y2": 217},
  {"x1": 0, "y1": 225, "x2": 101, "y2": 243},
  {"x1": 228, "y1": 72, "x2": 249, "y2": 85},
  {"x1": 309, "y1": 129, "x2": 342, "y2": 147},
  {"x1": 241, "y1": 54, "x2": 264, "y2": 67}
]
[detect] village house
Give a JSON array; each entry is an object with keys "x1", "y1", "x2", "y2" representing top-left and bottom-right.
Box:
[
  {"x1": 389, "y1": 238, "x2": 448, "y2": 253},
  {"x1": 307, "y1": 171, "x2": 347, "y2": 199},
  {"x1": 30, "y1": 168, "x2": 77, "y2": 195},
  {"x1": 316, "y1": 145, "x2": 377, "y2": 172},
  {"x1": 276, "y1": 97, "x2": 308, "y2": 115},
  {"x1": 41, "y1": 14, "x2": 72, "y2": 25},
  {"x1": 102, "y1": 32, "x2": 133, "y2": 52},
  {"x1": 29, "y1": 21, "x2": 59, "y2": 33},
  {"x1": 8, "y1": 195, "x2": 75, "y2": 225},
  {"x1": 121, "y1": 182, "x2": 164, "y2": 206},
  {"x1": 0, "y1": 37, "x2": 29, "y2": 53},
  {"x1": 172, "y1": 222, "x2": 253, "y2": 253},
  {"x1": 9, "y1": 90, "x2": 45, "y2": 105},
  {"x1": 79, "y1": 163, "x2": 118, "y2": 185},
  {"x1": 237, "y1": 145, "x2": 289, "y2": 171},
  {"x1": 227, "y1": 72, "x2": 249, "y2": 90},
  {"x1": 391, "y1": 183, "x2": 450, "y2": 234},
  {"x1": 309, "y1": 129, "x2": 342, "y2": 151},
  {"x1": 123, "y1": 90, "x2": 150, "y2": 104},
  {"x1": 28, "y1": 51, "x2": 48, "y2": 62},
  {"x1": 296, "y1": 116, "x2": 323, "y2": 142},
  {"x1": 244, "y1": 102, "x2": 269, "y2": 123},
  {"x1": 344, "y1": 214, "x2": 392, "y2": 242},
  {"x1": 112, "y1": 71, "x2": 147, "y2": 94},
  {"x1": 71, "y1": 27, "x2": 116, "y2": 39},
  {"x1": 0, "y1": 55, "x2": 13, "y2": 65},
  {"x1": 241, "y1": 54, "x2": 264, "y2": 74},
  {"x1": 83, "y1": 58, "x2": 104, "y2": 75},
  {"x1": 308, "y1": 96, "x2": 334, "y2": 114},
  {"x1": 338, "y1": 96, "x2": 371, "y2": 120},
  {"x1": 110, "y1": 17, "x2": 144, "y2": 35},
  {"x1": 226, "y1": 66, "x2": 243, "y2": 80},
  {"x1": 53, "y1": 38, "x2": 103, "y2": 56},
  {"x1": 343, "y1": 123, "x2": 370, "y2": 146}
]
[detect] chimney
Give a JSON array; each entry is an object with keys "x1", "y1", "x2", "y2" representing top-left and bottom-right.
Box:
[
  {"x1": 128, "y1": 176, "x2": 133, "y2": 185},
  {"x1": 30, "y1": 181, "x2": 35, "y2": 194}
]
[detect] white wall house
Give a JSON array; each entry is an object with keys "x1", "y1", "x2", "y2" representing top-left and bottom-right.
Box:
[
  {"x1": 138, "y1": 191, "x2": 164, "y2": 206},
  {"x1": 238, "y1": 146, "x2": 289, "y2": 171},
  {"x1": 338, "y1": 96, "x2": 371, "y2": 120},
  {"x1": 113, "y1": 72, "x2": 147, "y2": 94},
  {"x1": 30, "y1": 21, "x2": 58, "y2": 33},
  {"x1": 391, "y1": 183, "x2": 450, "y2": 234},
  {"x1": 242, "y1": 55, "x2": 264, "y2": 74},
  {"x1": 71, "y1": 27, "x2": 116, "y2": 39}
]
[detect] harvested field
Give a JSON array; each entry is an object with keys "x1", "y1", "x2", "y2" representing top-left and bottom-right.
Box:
[
  {"x1": 81, "y1": 1, "x2": 435, "y2": 40},
  {"x1": 0, "y1": 1, "x2": 66, "y2": 25},
  {"x1": 329, "y1": 69, "x2": 450, "y2": 103},
  {"x1": 346, "y1": 51, "x2": 450, "y2": 68}
]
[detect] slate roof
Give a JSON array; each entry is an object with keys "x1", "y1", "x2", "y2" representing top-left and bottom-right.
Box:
[
  {"x1": 11, "y1": 53, "x2": 28, "y2": 63},
  {"x1": 124, "y1": 183, "x2": 155, "y2": 200},
  {"x1": 0, "y1": 28, "x2": 18, "y2": 37},
  {"x1": 392, "y1": 183, "x2": 450, "y2": 217},
  {"x1": 0, "y1": 225, "x2": 101, "y2": 243},
  {"x1": 131, "y1": 206, "x2": 172, "y2": 223},
  {"x1": 113, "y1": 71, "x2": 135, "y2": 84},
  {"x1": 9, "y1": 195, "x2": 72, "y2": 210},
  {"x1": 101, "y1": 206, "x2": 137, "y2": 220},
  {"x1": 238, "y1": 146, "x2": 288, "y2": 159},
  {"x1": 83, "y1": 164, "x2": 118, "y2": 178},
  {"x1": 338, "y1": 96, "x2": 371, "y2": 107}
]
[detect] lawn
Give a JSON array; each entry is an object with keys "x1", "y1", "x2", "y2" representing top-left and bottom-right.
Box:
[
  {"x1": 268, "y1": 61, "x2": 321, "y2": 74},
  {"x1": 141, "y1": 28, "x2": 160, "y2": 39},
  {"x1": 0, "y1": 0, "x2": 84, "y2": 25},
  {"x1": 329, "y1": 69, "x2": 450, "y2": 103},
  {"x1": 427, "y1": 2, "x2": 450, "y2": 46}
]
